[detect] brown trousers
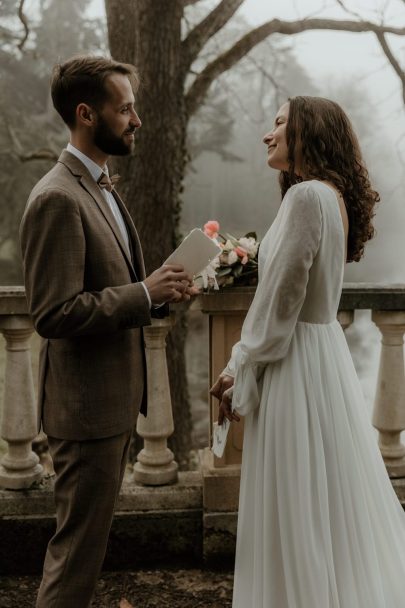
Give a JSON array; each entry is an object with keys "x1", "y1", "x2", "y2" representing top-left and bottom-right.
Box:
[{"x1": 36, "y1": 430, "x2": 132, "y2": 608}]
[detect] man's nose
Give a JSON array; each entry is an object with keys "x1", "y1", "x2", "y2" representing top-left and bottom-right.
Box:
[{"x1": 131, "y1": 110, "x2": 142, "y2": 128}]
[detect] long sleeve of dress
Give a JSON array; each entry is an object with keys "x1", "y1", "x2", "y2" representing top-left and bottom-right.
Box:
[{"x1": 223, "y1": 182, "x2": 323, "y2": 415}]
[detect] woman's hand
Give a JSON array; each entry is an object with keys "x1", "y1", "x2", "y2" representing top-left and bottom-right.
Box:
[
  {"x1": 210, "y1": 373, "x2": 234, "y2": 400},
  {"x1": 210, "y1": 374, "x2": 240, "y2": 425}
]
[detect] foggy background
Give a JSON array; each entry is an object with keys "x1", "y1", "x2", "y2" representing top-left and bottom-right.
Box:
[{"x1": 1, "y1": 0, "x2": 405, "y2": 447}]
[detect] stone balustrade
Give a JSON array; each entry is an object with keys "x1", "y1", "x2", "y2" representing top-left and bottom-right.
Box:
[
  {"x1": 194, "y1": 283, "x2": 405, "y2": 483},
  {"x1": 0, "y1": 284, "x2": 404, "y2": 568},
  {"x1": 1, "y1": 284, "x2": 405, "y2": 498},
  {"x1": 134, "y1": 314, "x2": 178, "y2": 485},
  {"x1": 0, "y1": 287, "x2": 42, "y2": 489},
  {"x1": 339, "y1": 285, "x2": 405, "y2": 478},
  {"x1": 0, "y1": 286, "x2": 178, "y2": 490}
]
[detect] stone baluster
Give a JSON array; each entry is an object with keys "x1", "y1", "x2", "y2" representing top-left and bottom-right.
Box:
[
  {"x1": 0, "y1": 315, "x2": 43, "y2": 489},
  {"x1": 337, "y1": 310, "x2": 354, "y2": 331},
  {"x1": 371, "y1": 311, "x2": 405, "y2": 478},
  {"x1": 134, "y1": 316, "x2": 178, "y2": 485}
]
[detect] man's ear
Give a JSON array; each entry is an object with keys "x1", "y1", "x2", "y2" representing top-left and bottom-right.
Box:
[{"x1": 77, "y1": 103, "x2": 95, "y2": 126}]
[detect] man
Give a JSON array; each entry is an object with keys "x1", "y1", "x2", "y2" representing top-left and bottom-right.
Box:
[{"x1": 20, "y1": 55, "x2": 194, "y2": 608}]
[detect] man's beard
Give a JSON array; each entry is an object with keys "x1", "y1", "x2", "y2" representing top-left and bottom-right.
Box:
[{"x1": 93, "y1": 114, "x2": 134, "y2": 156}]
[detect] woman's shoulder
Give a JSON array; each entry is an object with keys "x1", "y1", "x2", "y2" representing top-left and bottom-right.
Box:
[
  {"x1": 284, "y1": 180, "x2": 323, "y2": 215},
  {"x1": 287, "y1": 179, "x2": 325, "y2": 199}
]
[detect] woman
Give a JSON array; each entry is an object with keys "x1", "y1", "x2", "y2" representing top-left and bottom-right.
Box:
[{"x1": 210, "y1": 96, "x2": 405, "y2": 607}]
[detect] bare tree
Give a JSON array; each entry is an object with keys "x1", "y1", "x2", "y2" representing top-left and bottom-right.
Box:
[
  {"x1": 101, "y1": 0, "x2": 405, "y2": 464},
  {"x1": 11, "y1": 0, "x2": 405, "y2": 463},
  {"x1": 17, "y1": 0, "x2": 29, "y2": 50}
]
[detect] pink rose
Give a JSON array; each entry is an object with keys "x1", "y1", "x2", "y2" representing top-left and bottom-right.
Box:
[
  {"x1": 204, "y1": 220, "x2": 220, "y2": 239},
  {"x1": 234, "y1": 246, "x2": 248, "y2": 265}
]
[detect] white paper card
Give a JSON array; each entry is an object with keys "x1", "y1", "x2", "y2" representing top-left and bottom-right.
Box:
[
  {"x1": 211, "y1": 419, "x2": 231, "y2": 458},
  {"x1": 164, "y1": 228, "x2": 221, "y2": 277}
]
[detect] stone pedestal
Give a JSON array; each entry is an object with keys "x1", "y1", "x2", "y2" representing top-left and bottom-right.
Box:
[
  {"x1": 0, "y1": 305, "x2": 42, "y2": 489},
  {"x1": 199, "y1": 447, "x2": 239, "y2": 563},
  {"x1": 337, "y1": 309, "x2": 354, "y2": 330},
  {"x1": 200, "y1": 447, "x2": 240, "y2": 512},
  {"x1": 134, "y1": 316, "x2": 178, "y2": 486},
  {"x1": 193, "y1": 288, "x2": 254, "y2": 469},
  {"x1": 372, "y1": 311, "x2": 405, "y2": 478},
  {"x1": 193, "y1": 289, "x2": 252, "y2": 561},
  {"x1": 193, "y1": 284, "x2": 405, "y2": 559}
]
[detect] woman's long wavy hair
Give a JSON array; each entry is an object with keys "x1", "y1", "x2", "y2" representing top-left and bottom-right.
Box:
[{"x1": 279, "y1": 96, "x2": 379, "y2": 262}]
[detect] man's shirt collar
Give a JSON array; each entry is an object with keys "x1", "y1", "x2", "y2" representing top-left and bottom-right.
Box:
[{"x1": 66, "y1": 142, "x2": 108, "y2": 182}]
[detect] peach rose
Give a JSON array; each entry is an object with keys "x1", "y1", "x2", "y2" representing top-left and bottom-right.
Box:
[
  {"x1": 234, "y1": 246, "x2": 248, "y2": 265},
  {"x1": 204, "y1": 220, "x2": 220, "y2": 239}
]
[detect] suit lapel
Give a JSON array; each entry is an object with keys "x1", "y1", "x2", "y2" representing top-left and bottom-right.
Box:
[
  {"x1": 58, "y1": 150, "x2": 138, "y2": 279},
  {"x1": 112, "y1": 190, "x2": 146, "y2": 281},
  {"x1": 80, "y1": 173, "x2": 135, "y2": 269}
]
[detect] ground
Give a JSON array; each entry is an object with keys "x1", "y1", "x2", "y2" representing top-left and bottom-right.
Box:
[{"x1": 0, "y1": 568, "x2": 234, "y2": 607}]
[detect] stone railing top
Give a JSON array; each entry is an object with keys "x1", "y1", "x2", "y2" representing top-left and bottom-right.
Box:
[
  {"x1": 192, "y1": 283, "x2": 405, "y2": 314},
  {"x1": 339, "y1": 283, "x2": 405, "y2": 311},
  {"x1": 2, "y1": 284, "x2": 405, "y2": 317},
  {"x1": 0, "y1": 286, "x2": 28, "y2": 315}
]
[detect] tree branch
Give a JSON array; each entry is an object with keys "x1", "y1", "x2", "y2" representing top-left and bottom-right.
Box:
[
  {"x1": 244, "y1": 53, "x2": 288, "y2": 108},
  {"x1": 17, "y1": 0, "x2": 30, "y2": 51},
  {"x1": 185, "y1": 17, "x2": 405, "y2": 116},
  {"x1": 6, "y1": 123, "x2": 58, "y2": 162},
  {"x1": 182, "y1": 0, "x2": 244, "y2": 73},
  {"x1": 18, "y1": 149, "x2": 59, "y2": 162},
  {"x1": 375, "y1": 31, "x2": 405, "y2": 103},
  {"x1": 335, "y1": 0, "x2": 363, "y2": 21}
]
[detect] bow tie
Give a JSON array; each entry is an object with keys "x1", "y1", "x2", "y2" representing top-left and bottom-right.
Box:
[{"x1": 97, "y1": 172, "x2": 120, "y2": 192}]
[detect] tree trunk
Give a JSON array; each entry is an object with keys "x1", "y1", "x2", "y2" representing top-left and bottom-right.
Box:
[
  {"x1": 105, "y1": 0, "x2": 192, "y2": 466},
  {"x1": 103, "y1": 0, "x2": 405, "y2": 469}
]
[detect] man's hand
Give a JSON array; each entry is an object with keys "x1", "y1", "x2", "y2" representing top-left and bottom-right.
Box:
[
  {"x1": 143, "y1": 264, "x2": 194, "y2": 305},
  {"x1": 210, "y1": 374, "x2": 240, "y2": 425},
  {"x1": 180, "y1": 281, "x2": 201, "y2": 302}
]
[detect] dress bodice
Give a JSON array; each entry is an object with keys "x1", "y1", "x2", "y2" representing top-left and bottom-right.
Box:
[
  {"x1": 224, "y1": 179, "x2": 347, "y2": 415},
  {"x1": 258, "y1": 180, "x2": 345, "y2": 324}
]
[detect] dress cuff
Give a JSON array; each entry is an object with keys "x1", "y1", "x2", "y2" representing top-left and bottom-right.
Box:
[
  {"x1": 232, "y1": 350, "x2": 262, "y2": 416},
  {"x1": 221, "y1": 366, "x2": 235, "y2": 378}
]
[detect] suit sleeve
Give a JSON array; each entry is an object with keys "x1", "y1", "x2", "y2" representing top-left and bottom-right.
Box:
[
  {"x1": 20, "y1": 188, "x2": 152, "y2": 338},
  {"x1": 223, "y1": 183, "x2": 323, "y2": 415}
]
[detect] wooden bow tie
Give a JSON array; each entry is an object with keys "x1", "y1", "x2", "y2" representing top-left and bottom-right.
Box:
[{"x1": 97, "y1": 172, "x2": 120, "y2": 192}]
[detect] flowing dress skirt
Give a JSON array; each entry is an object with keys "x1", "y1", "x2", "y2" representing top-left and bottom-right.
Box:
[{"x1": 232, "y1": 320, "x2": 405, "y2": 608}]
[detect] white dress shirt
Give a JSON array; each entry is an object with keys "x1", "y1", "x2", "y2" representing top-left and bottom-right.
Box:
[{"x1": 66, "y1": 143, "x2": 152, "y2": 307}]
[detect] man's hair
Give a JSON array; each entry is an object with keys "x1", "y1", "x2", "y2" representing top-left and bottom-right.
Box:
[{"x1": 51, "y1": 55, "x2": 139, "y2": 128}]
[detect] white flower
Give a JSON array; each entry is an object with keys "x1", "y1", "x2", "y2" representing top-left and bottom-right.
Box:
[
  {"x1": 238, "y1": 237, "x2": 258, "y2": 257},
  {"x1": 210, "y1": 254, "x2": 221, "y2": 270},
  {"x1": 227, "y1": 249, "x2": 238, "y2": 265},
  {"x1": 197, "y1": 255, "x2": 220, "y2": 290},
  {"x1": 223, "y1": 239, "x2": 234, "y2": 252}
]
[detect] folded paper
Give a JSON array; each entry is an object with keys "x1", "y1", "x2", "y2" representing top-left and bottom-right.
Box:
[
  {"x1": 212, "y1": 419, "x2": 231, "y2": 458},
  {"x1": 165, "y1": 228, "x2": 221, "y2": 278}
]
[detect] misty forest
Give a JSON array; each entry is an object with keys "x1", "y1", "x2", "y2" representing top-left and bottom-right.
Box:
[{"x1": 1, "y1": 0, "x2": 405, "y2": 465}]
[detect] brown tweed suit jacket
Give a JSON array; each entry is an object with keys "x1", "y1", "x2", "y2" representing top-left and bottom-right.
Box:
[{"x1": 20, "y1": 150, "x2": 152, "y2": 440}]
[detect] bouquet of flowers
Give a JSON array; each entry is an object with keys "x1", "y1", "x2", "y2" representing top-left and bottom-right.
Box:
[{"x1": 199, "y1": 220, "x2": 259, "y2": 290}]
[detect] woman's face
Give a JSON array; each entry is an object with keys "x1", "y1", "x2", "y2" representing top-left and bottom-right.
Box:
[{"x1": 263, "y1": 102, "x2": 289, "y2": 171}]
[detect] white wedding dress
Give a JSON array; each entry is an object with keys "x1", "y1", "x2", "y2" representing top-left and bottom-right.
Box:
[{"x1": 224, "y1": 180, "x2": 405, "y2": 607}]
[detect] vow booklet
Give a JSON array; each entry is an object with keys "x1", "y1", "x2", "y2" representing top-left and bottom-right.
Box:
[
  {"x1": 164, "y1": 228, "x2": 221, "y2": 277},
  {"x1": 212, "y1": 419, "x2": 231, "y2": 458}
]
